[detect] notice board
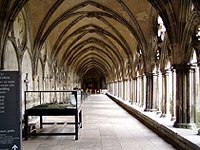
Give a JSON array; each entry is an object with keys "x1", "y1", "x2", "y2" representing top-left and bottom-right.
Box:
[{"x1": 0, "y1": 71, "x2": 21, "y2": 150}]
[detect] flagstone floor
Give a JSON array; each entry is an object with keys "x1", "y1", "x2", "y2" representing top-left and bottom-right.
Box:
[{"x1": 22, "y1": 94, "x2": 176, "y2": 150}]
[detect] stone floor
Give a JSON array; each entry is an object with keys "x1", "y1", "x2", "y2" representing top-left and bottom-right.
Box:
[{"x1": 22, "y1": 94, "x2": 176, "y2": 150}]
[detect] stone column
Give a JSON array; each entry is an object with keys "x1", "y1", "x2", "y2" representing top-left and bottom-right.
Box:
[
  {"x1": 37, "y1": 76, "x2": 40, "y2": 91},
  {"x1": 129, "y1": 78, "x2": 131, "y2": 102},
  {"x1": 112, "y1": 82, "x2": 114, "y2": 95},
  {"x1": 173, "y1": 64, "x2": 196, "y2": 129},
  {"x1": 32, "y1": 75, "x2": 37, "y2": 91},
  {"x1": 127, "y1": 79, "x2": 131, "y2": 101},
  {"x1": 141, "y1": 74, "x2": 146, "y2": 108},
  {"x1": 123, "y1": 80, "x2": 126, "y2": 100},
  {"x1": 32, "y1": 75, "x2": 38, "y2": 105},
  {"x1": 124, "y1": 79, "x2": 127, "y2": 100},
  {"x1": 114, "y1": 81, "x2": 117, "y2": 96},
  {"x1": 144, "y1": 73, "x2": 153, "y2": 111},
  {"x1": 129, "y1": 78, "x2": 133, "y2": 103},
  {"x1": 117, "y1": 81, "x2": 119, "y2": 97},
  {"x1": 160, "y1": 69, "x2": 171, "y2": 118},
  {"x1": 152, "y1": 72, "x2": 158, "y2": 111},
  {"x1": 195, "y1": 66, "x2": 199, "y2": 127},
  {"x1": 43, "y1": 76, "x2": 46, "y2": 91},
  {"x1": 138, "y1": 75, "x2": 142, "y2": 106},
  {"x1": 136, "y1": 76, "x2": 139, "y2": 105},
  {"x1": 171, "y1": 69, "x2": 176, "y2": 120},
  {"x1": 119, "y1": 81, "x2": 121, "y2": 97},
  {"x1": 188, "y1": 67, "x2": 195, "y2": 124},
  {"x1": 132, "y1": 77, "x2": 137, "y2": 104},
  {"x1": 115, "y1": 81, "x2": 118, "y2": 97},
  {"x1": 24, "y1": 73, "x2": 30, "y2": 91}
]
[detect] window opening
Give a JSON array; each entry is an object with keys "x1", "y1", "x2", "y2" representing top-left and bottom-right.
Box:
[
  {"x1": 196, "y1": 26, "x2": 200, "y2": 41},
  {"x1": 157, "y1": 16, "x2": 166, "y2": 42}
]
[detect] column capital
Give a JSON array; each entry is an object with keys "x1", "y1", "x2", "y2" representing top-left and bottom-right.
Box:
[
  {"x1": 132, "y1": 77, "x2": 137, "y2": 80},
  {"x1": 172, "y1": 64, "x2": 195, "y2": 73},
  {"x1": 32, "y1": 74, "x2": 38, "y2": 81},
  {"x1": 123, "y1": 78, "x2": 128, "y2": 81},
  {"x1": 144, "y1": 72, "x2": 158, "y2": 77},
  {"x1": 144, "y1": 72, "x2": 153, "y2": 77},
  {"x1": 160, "y1": 68, "x2": 170, "y2": 74}
]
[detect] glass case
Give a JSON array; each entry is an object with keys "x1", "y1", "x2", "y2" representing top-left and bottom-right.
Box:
[
  {"x1": 23, "y1": 90, "x2": 85, "y2": 140},
  {"x1": 24, "y1": 90, "x2": 83, "y2": 111}
]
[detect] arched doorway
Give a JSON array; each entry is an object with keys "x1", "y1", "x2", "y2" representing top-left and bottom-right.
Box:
[{"x1": 82, "y1": 68, "x2": 106, "y2": 93}]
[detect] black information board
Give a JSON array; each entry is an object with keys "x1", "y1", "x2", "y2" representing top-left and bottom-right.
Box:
[{"x1": 0, "y1": 71, "x2": 21, "y2": 150}]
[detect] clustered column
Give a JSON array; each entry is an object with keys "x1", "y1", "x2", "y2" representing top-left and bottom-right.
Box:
[
  {"x1": 173, "y1": 64, "x2": 196, "y2": 129},
  {"x1": 160, "y1": 69, "x2": 171, "y2": 117},
  {"x1": 107, "y1": 63, "x2": 198, "y2": 129},
  {"x1": 171, "y1": 69, "x2": 176, "y2": 121},
  {"x1": 144, "y1": 73, "x2": 153, "y2": 111}
]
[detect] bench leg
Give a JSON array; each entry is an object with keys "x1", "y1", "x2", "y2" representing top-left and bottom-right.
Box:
[
  {"x1": 24, "y1": 114, "x2": 28, "y2": 140},
  {"x1": 75, "y1": 113, "x2": 78, "y2": 140},
  {"x1": 79, "y1": 110, "x2": 82, "y2": 128},
  {"x1": 40, "y1": 115, "x2": 43, "y2": 129}
]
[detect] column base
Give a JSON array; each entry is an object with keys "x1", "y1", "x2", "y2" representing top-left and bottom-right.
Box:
[
  {"x1": 160, "y1": 113, "x2": 171, "y2": 118},
  {"x1": 197, "y1": 129, "x2": 200, "y2": 135},
  {"x1": 170, "y1": 116, "x2": 176, "y2": 121},
  {"x1": 156, "y1": 111, "x2": 162, "y2": 115},
  {"x1": 173, "y1": 122, "x2": 196, "y2": 129},
  {"x1": 144, "y1": 108, "x2": 158, "y2": 112}
]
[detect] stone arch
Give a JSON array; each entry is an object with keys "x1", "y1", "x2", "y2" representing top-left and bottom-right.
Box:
[
  {"x1": 3, "y1": 40, "x2": 19, "y2": 71},
  {"x1": 21, "y1": 49, "x2": 32, "y2": 116},
  {"x1": 44, "y1": 60, "x2": 50, "y2": 90},
  {"x1": 37, "y1": 59, "x2": 43, "y2": 91}
]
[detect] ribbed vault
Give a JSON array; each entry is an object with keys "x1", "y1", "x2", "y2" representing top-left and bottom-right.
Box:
[
  {"x1": 38, "y1": 1, "x2": 137, "y2": 76},
  {"x1": 0, "y1": 0, "x2": 155, "y2": 89}
]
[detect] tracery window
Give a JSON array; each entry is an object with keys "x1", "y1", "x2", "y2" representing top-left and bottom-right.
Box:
[
  {"x1": 157, "y1": 16, "x2": 166, "y2": 42},
  {"x1": 196, "y1": 26, "x2": 200, "y2": 41},
  {"x1": 155, "y1": 48, "x2": 161, "y2": 62},
  {"x1": 137, "y1": 49, "x2": 142, "y2": 69}
]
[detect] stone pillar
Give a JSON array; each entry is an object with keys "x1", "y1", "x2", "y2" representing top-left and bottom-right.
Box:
[
  {"x1": 160, "y1": 69, "x2": 171, "y2": 117},
  {"x1": 128, "y1": 79, "x2": 131, "y2": 101},
  {"x1": 32, "y1": 75, "x2": 38, "y2": 105},
  {"x1": 37, "y1": 76, "x2": 40, "y2": 91},
  {"x1": 114, "y1": 81, "x2": 117, "y2": 96},
  {"x1": 195, "y1": 66, "x2": 200, "y2": 127},
  {"x1": 136, "y1": 76, "x2": 140, "y2": 105},
  {"x1": 188, "y1": 67, "x2": 195, "y2": 124},
  {"x1": 24, "y1": 73, "x2": 30, "y2": 91},
  {"x1": 152, "y1": 72, "x2": 158, "y2": 111},
  {"x1": 123, "y1": 80, "x2": 126, "y2": 100},
  {"x1": 157, "y1": 71, "x2": 162, "y2": 114},
  {"x1": 124, "y1": 79, "x2": 127, "y2": 100},
  {"x1": 141, "y1": 74, "x2": 146, "y2": 108},
  {"x1": 43, "y1": 76, "x2": 46, "y2": 91},
  {"x1": 119, "y1": 80, "x2": 121, "y2": 98},
  {"x1": 129, "y1": 78, "x2": 133, "y2": 103},
  {"x1": 144, "y1": 73, "x2": 153, "y2": 111},
  {"x1": 32, "y1": 75, "x2": 37, "y2": 91},
  {"x1": 173, "y1": 64, "x2": 196, "y2": 129},
  {"x1": 140, "y1": 75, "x2": 143, "y2": 107},
  {"x1": 132, "y1": 77, "x2": 137, "y2": 104},
  {"x1": 127, "y1": 79, "x2": 131, "y2": 101},
  {"x1": 117, "y1": 81, "x2": 120, "y2": 97},
  {"x1": 171, "y1": 69, "x2": 176, "y2": 120},
  {"x1": 112, "y1": 83, "x2": 114, "y2": 95},
  {"x1": 115, "y1": 81, "x2": 119, "y2": 97}
]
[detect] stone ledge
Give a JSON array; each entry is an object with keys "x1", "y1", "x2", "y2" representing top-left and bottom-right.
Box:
[{"x1": 106, "y1": 93, "x2": 200, "y2": 150}]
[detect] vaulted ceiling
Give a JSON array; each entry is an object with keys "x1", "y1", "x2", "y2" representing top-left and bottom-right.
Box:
[
  {"x1": 0, "y1": 0, "x2": 155, "y2": 79},
  {"x1": 27, "y1": 0, "x2": 153, "y2": 78}
]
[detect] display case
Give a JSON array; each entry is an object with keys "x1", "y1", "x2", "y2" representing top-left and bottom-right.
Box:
[{"x1": 23, "y1": 90, "x2": 83, "y2": 140}]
